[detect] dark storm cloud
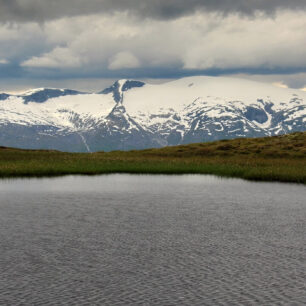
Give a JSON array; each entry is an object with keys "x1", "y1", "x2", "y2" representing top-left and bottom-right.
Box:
[{"x1": 1, "y1": 0, "x2": 306, "y2": 22}]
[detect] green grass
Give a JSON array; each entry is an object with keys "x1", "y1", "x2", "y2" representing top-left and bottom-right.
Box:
[{"x1": 0, "y1": 132, "x2": 305, "y2": 183}]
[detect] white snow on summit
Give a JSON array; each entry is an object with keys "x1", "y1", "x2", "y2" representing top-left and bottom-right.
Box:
[{"x1": 0, "y1": 76, "x2": 305, "y2": 152}]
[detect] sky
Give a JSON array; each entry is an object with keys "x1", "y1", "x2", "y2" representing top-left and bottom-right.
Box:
[{"x1": 0, "y1": 0, "x2": 306, "y2": 92}]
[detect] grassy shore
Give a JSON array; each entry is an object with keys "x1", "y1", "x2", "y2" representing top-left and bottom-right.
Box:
[{"x1": 0, "y1": 132, "x2": 305, "y2": 183}]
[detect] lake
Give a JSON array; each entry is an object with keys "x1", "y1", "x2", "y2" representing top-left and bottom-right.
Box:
[{"x1": 0, "y1": 175, "x2": 305, "y2": 305}]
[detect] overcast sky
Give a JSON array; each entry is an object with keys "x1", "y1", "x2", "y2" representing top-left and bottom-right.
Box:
[{"x1": 0, "y1": 0, "x2": 306, "y2": 92}]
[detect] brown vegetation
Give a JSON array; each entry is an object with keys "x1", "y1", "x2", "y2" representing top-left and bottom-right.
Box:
[{"x1": 0, "y1": 132, "x2": 305, "y2": 183}]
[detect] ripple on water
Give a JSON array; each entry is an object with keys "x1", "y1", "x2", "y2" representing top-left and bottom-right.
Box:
[{"x1": 0, "y1": 175, "x2": 305, "y2": 305}]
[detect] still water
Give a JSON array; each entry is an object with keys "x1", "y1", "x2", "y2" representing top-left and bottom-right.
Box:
[{"x1": 0, "y1": 175, "x2": 305, "y2": 305}]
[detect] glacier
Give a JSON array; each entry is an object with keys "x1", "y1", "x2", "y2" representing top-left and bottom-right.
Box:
[{"x1": 0, "y1": 76, "x2": 305, "y2": 152}]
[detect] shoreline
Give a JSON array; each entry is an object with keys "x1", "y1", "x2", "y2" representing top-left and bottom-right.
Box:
[{"x1": 0, "y1": 132, "x2": 305, "y2": 184}]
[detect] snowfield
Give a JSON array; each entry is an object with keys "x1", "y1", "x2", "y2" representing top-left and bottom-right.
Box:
[{"x1": 0, "y1": 76, "x2": 305, "y2": 152}]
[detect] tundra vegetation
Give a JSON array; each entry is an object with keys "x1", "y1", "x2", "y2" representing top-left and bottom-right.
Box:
[{"x1": 0, "y1": 132, "x2": 305, "y2": 183}]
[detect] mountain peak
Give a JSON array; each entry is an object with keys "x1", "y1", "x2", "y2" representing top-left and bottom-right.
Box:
[
  {"x1": 21, "y1": 88, "x2": 53, "y2": 96},
  {"x1": 0, "y1": 76, "x2": 304, "y2": 152},
  {"x1": 0, "y1": 93, "x2": 10, "y2": 101},
  {"x1": 99, "y1": 79, "x2": 145, "y2": 103},
  {"x1": 19, "y1": 88, "x2": 86, "y2": 104},
  {"x1": 121, "y1": 80, "x2": 145, "y2": 92}
]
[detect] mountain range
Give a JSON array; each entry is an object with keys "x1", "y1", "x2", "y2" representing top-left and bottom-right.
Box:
[{"x1": 0, "y1": 76, "x2": 305, "y2": 152}]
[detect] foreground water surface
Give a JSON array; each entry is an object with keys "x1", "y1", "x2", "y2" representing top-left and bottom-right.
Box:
[{"x1": 0, "y1": 175, "x2": 305, "y2": 305}]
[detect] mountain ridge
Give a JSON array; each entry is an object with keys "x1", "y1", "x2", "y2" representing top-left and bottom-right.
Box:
[{"x1": 0, "y1": 76, "x2": 305, "y2": 152}]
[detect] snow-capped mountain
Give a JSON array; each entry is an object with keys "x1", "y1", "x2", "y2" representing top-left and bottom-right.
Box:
[{"x1": 0, "y1": 76, "x2": 305, "y2": 152}]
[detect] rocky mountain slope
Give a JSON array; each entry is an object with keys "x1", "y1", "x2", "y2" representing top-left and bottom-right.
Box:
[{"x1": 0, "y1": 76, "x2": 305, "y2": 152}]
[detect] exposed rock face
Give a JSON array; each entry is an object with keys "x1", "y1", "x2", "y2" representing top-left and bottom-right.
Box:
[{"x1": 0, "y1": 77, "x2": 305, "y2": 152}]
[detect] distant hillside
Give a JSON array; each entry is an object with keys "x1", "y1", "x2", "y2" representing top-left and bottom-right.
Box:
[
  {"x1": 142, "y1": 131, "x2": 306, "y2": 159},
  {"x1": 0, "y1": 132, "x2": 305, "y2": 183}
]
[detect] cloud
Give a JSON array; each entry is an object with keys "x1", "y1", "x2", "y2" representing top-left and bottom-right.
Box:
[
  {"x1": 108, "y1": 51, "x2": 140, "y2": 70},
  {"x1": 22, "y1": 47, "x2": 82, "y2": 68},
  {"x1": 0, "y1": 0, "x2": 306, "y2": 23},
  {"x1": 0, "y1": 22, "x2": 47, "y2": 66},
  {"x1": 18, "y1": 11, "x2": 306, "y2": 75},
  {"x1": 272, "y1": 82, "x2": 288, "y2": 89},
  {"x1": 0, "y1": 59, "x2": 8, "y2": 64},
  {"x1": 0, "y1": 6, "x2": 304, "y2": 90},
  {"x1": 232, "y1": 73, "x2": 306, "y2": 90}
]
